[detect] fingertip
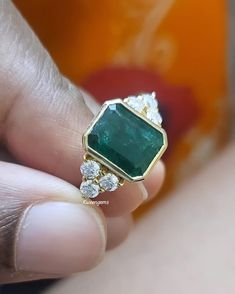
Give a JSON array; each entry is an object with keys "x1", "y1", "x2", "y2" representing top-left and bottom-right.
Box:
[
  {"x1": 106, "y1": 215, "x2": 133, "y2": 250},
  {"x1": 15, "y1": 202, "x2": 107, "y2": 275},
  {"x1": 99, "y1": 161, "x2": 165, "y2": 216},
  {"x1": 99, "y1": 182, "x2": 144, "y2": 217},
  {"x1": 143, "y1": 160, "x2": 166, "y2": 201}
]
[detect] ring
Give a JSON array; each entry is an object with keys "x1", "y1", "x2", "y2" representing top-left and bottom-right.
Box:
[{"x1": 79, "y1": 92, "x2": 168, "y2": 198}]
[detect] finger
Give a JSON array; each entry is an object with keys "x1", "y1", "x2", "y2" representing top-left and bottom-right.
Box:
[
  {"x1": 0, "y1": 161, "x2": 106, "y2": 283},
  {"x1": 144, "y1": 160, "x2": 165, "y2": 202},
  {"x1": 106, "y1": 215, "x2": 133, "y2": 250},
  {"x1": 0, "y1": 1, "x2": 92, "y2": 184},
  {"x1": 0, "y1": 1, "x2": 165, "y2": 216},
  {"x1": 100, "y1": 161, "x2": 165, "y2": 216}
]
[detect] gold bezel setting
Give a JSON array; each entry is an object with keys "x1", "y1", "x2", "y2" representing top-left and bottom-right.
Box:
[{"x1": 82, "y1": 98, "x2": 168, "y2": 182}]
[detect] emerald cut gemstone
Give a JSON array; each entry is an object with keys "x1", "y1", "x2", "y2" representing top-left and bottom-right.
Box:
[{"x1": 85, "y1": 101, "x2": 166, "y2": 181}]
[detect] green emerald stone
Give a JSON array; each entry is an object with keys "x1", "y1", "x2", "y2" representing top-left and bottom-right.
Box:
[{"x1": 86, "y1": 102, "x2": 165, "y2": 180}]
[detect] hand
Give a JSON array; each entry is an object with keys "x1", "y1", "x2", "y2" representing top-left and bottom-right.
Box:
[{"x1": 0, "y1": 1, "x2": 165, "y2": 283}]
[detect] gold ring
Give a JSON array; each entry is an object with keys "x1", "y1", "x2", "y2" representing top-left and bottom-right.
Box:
[{"x1": 79, "y1": 92, "x2": 168, "y2": 198}]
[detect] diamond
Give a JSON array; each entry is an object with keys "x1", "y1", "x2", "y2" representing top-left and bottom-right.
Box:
[
  {"x1": 80, "y1": 180, "x2": 100, "y2": 198},
  {"x1": 141, "y1": 93, "x2": 158, "y2": 108},
  {"x1": 146, "y1": 109, "x2": 163, "y2": 125},
  {"x1": 125, "y1": 96, "x2": 145, "y2": 113},
  {"x1": 99, "y1": 173, "x2": 119, "y2": 191},
  {"x1": 80, "y1": 160, "x2": 100, "y2": 179}
]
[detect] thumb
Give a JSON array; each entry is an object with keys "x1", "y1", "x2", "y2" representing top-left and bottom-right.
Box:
[{"x1": 0, "y1": 162, "x2": 106, "y2": 283}]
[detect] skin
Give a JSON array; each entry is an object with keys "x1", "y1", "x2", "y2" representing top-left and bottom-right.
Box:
[
  {"x1": 47, "y1": 143, "x2": 235, "y2": 294},
  {"x1": 0, "y1": 1, "x2": 165, "y2": 283}
]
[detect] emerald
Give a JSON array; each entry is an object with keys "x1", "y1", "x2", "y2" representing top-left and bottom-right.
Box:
[{"x1": 84, "y1": 101, "x2": 167, "y2": 181}]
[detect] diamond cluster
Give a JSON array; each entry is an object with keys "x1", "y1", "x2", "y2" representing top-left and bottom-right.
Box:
[
  {"x1": 124, "y1": 92, "x2": 162, "y2": 126},
  {"x1": 80, "y1": 159, "x2": 120, "y2": 198}
]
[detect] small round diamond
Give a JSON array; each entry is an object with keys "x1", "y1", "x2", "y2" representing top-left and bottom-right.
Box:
[
  {"x1": 125, "y1": 96, "x2": 145, "y2": 113},
  {"x1": 141, "y1": 93, "x2": 158, "y2": 108},
  {"x1": 99, "y1": 173, "x2": 119, "y2": 192},
  {"x1": 80, "y1": 180, "x2": 100, "y2": 198},
  {"x1": 146, "y1": 110, "x2": 163, "y2": 125},
  {"x1": 80, "y1": 160, "x2": 100, "y2": 179}
]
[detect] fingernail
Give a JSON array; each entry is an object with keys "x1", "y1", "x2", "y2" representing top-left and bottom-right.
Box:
[
  {"x1": 15, "y1": 202, "x2": 106, "y2": 275},
  {"x1": 81, "y1": 89, "x2": 101, "y2": 116},
  {"x1": 136, "y1": 182, "x2": 149, "y2": 200},
  {"x1": 143, "y1": 161, "x2": 166, "y2": 201}
]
